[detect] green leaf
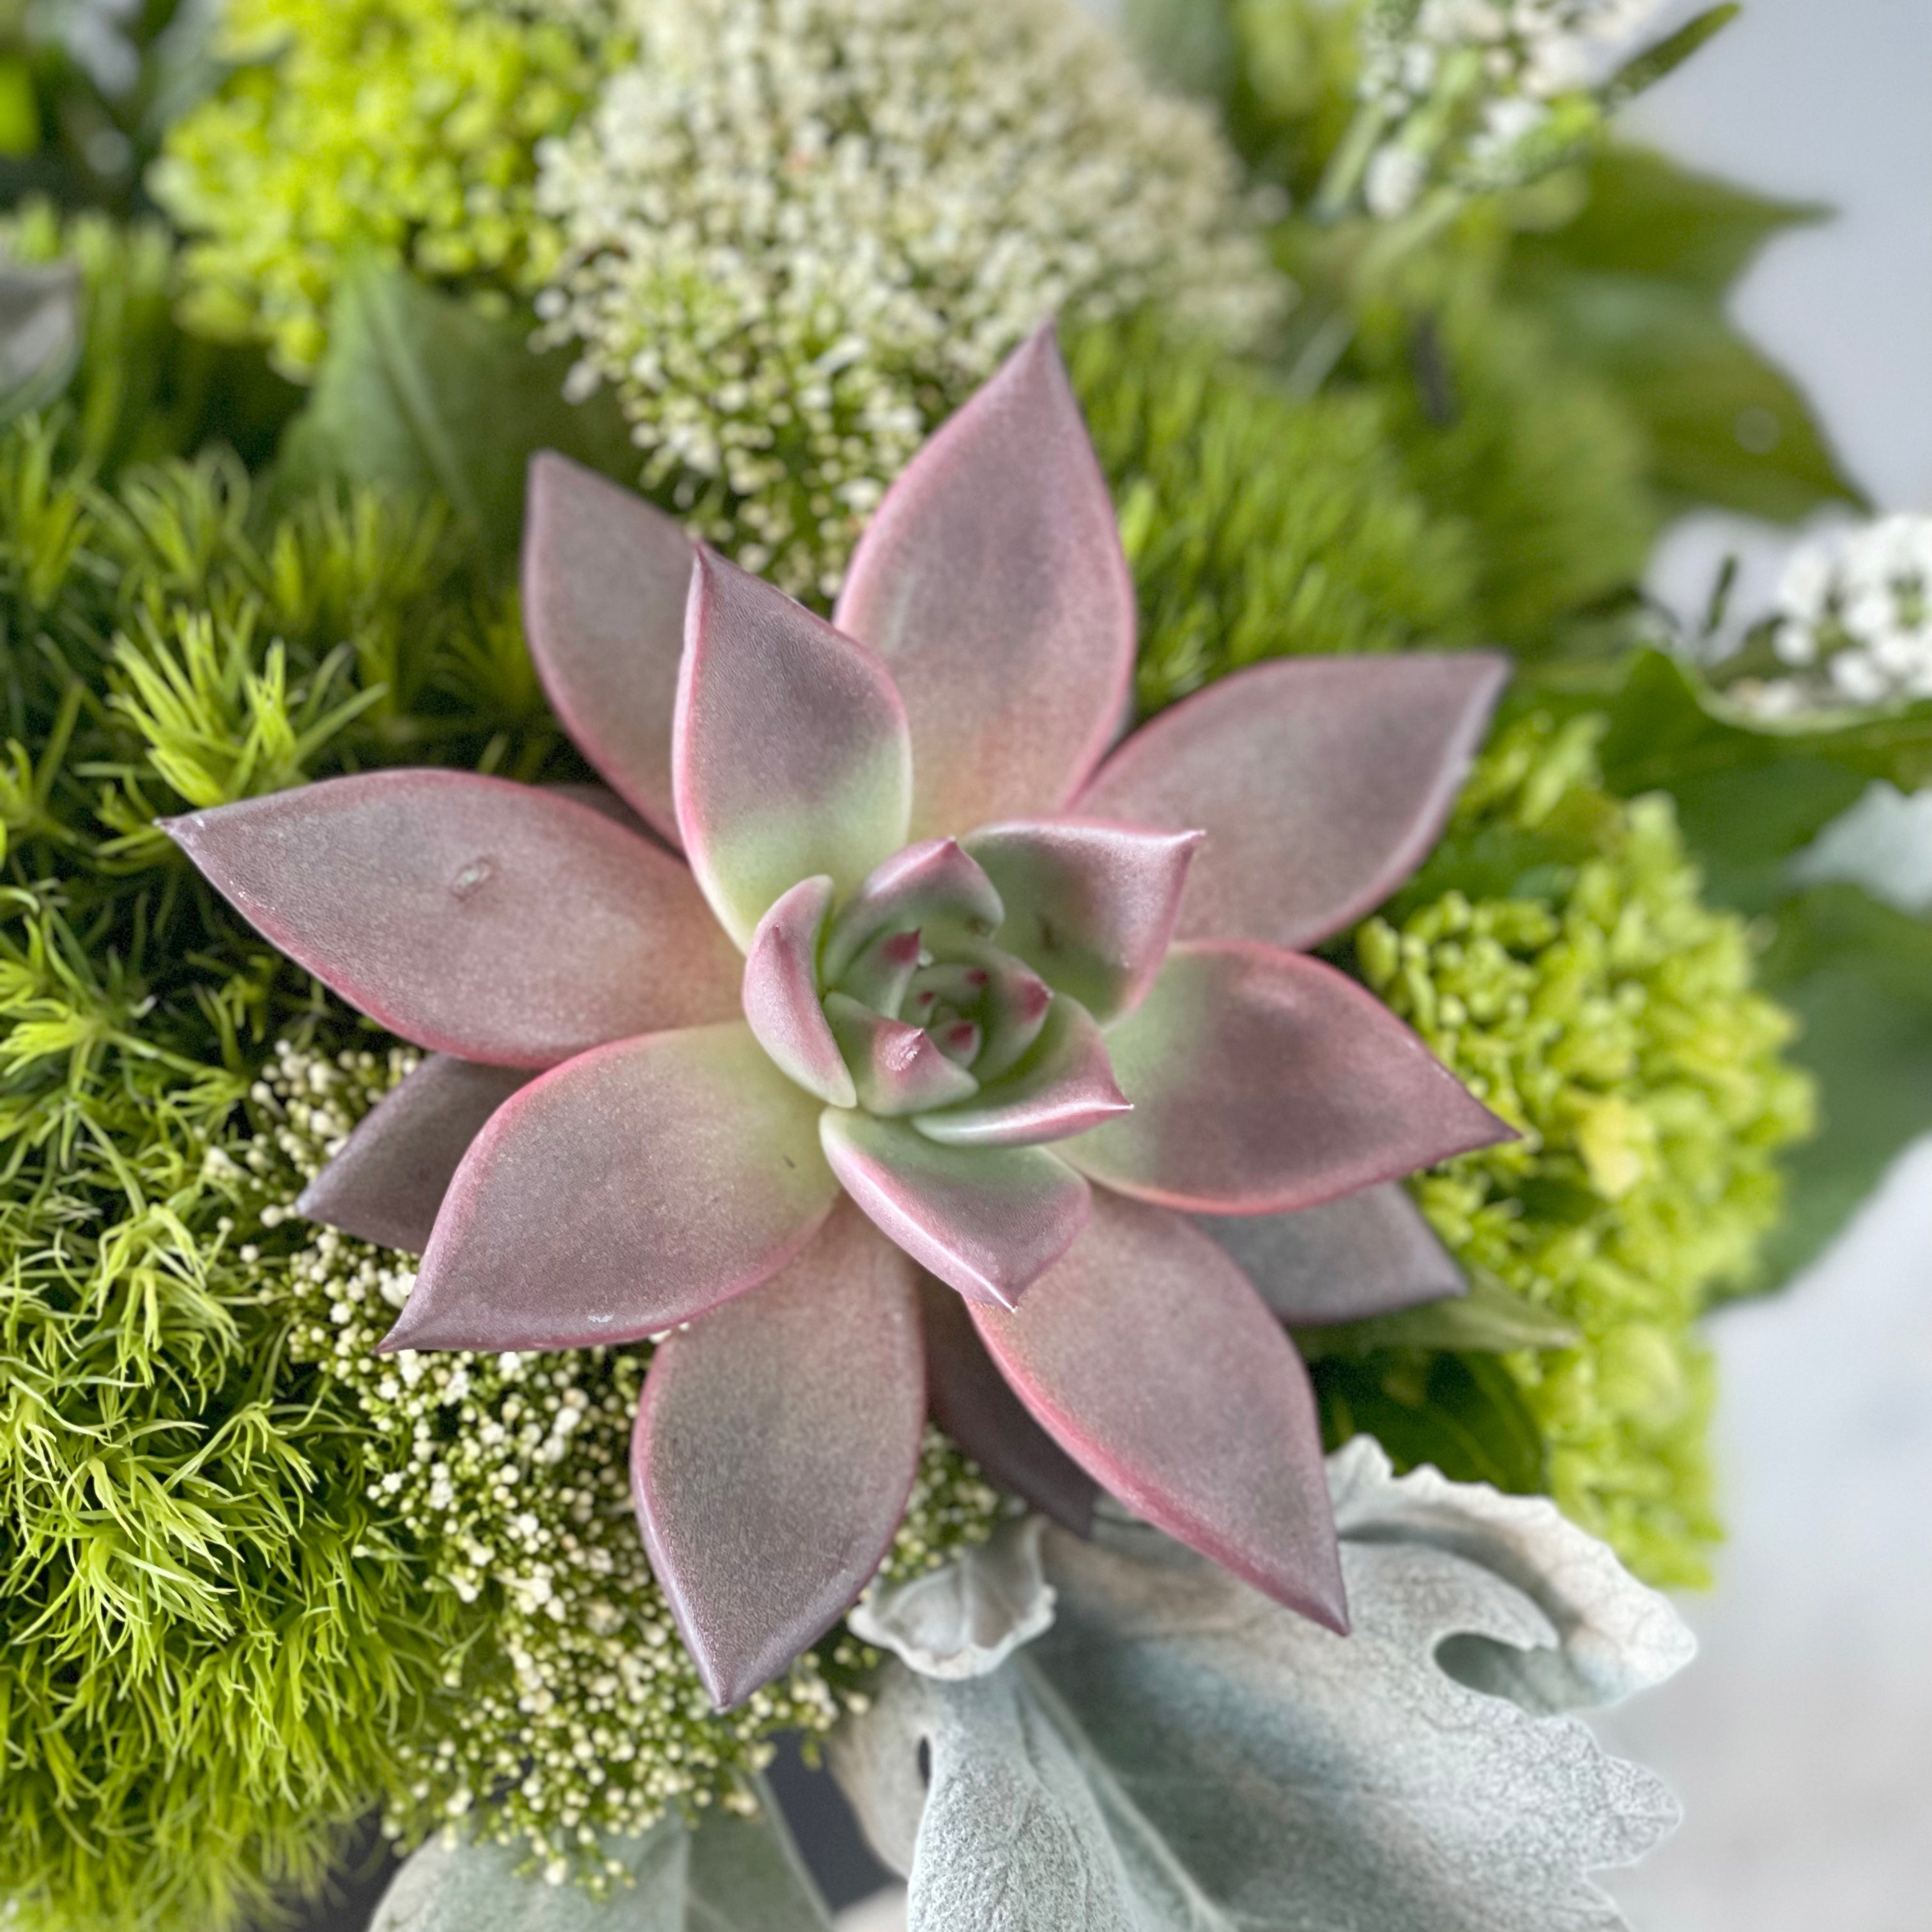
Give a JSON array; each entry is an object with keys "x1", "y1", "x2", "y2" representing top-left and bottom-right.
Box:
[
  {"x1": 831, "y1": 1441, "x2": 1690, "y2": 1931},
  {"x1": 1600, "y1": 6, "x2": 1740, "y2": 113},
  {"x1": 1313, "y1": 1351, "x2": 1549, "y2": 1494},
  {"x1": 1296, "y1": 1271, "x2": 1581, "y2": 1360},
  {"x1": 1752, "y1": 882, "x2": 1932, "y2": 1283},
  {"x1": 367, "y1": 1783, "x2": 834, "y2": 1932},
  {"x1": 1506, "y1": 147, "x2": 1863, "y2": 523},
  {"x1": 277, "y1": 264, "x2": 636, "y2": 568}
]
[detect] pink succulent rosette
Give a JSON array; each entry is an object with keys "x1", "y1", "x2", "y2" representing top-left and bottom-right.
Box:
[{"x1": 166, "y1": 328, "x2": 1512, "y2": 1708}]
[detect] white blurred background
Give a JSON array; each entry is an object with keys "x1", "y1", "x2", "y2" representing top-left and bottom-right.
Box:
[{"x1": 836, "y1": 4, "x2": 1932, "y2": 1928}]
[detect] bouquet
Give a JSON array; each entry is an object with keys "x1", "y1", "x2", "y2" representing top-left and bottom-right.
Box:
[{"x1": 2, "y1": 2, "x2": 1926, "y2": 1928}]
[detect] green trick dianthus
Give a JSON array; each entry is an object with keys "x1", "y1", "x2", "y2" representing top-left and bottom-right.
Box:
[{"x1": 1344, "y1": 711, "x2": 1814, "y2": 1585}]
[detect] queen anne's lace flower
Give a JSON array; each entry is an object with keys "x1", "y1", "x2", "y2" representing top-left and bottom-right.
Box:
[
  {"x1": 1356, "y1": 0, "x2": 1667, "y2": 215},
  {"x1": 532, "y1": 0, "x2": 1285, "y2": 597},
  {"x1": 1756, "y1": 514, "x2": 1932, "y2": 709},
  {"x1": 166, "y1": 329, "x2": 1511, "y2": 1711}
]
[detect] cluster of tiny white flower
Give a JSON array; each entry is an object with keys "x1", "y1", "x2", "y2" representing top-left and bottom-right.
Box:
[
  {"x1": 242, "y1": 1039, "x2": 1001, "y2": 1885},
  {"x1": 532, "y1": 0, "x2": 1285, "y2": 597},
  {"x1": 1757, "y1": 515, "x2": 1932, "y2": 708},
  {"x1": 1356, "y1": 0, "x2": 1664, "y2": 217}
]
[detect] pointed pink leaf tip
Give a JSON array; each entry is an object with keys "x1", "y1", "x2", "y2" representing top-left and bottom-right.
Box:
[
  {"x1": 296, "y1": 1054, "x2": 533, "y2": 1253},
  {"x1": 971, "y1": 1191, "x2": 1347, "y2": 1632},
  {"x1": 521, "y1": 451, "x2": 693, "y2": 847},
  {"x1": 742, "y1": 876, "x2": 857, "y2": 1107},
  {"x1": 819, "y1": 1108, "x2": 1090, "y2": 1309},
  {"x1": 675, "y1": 546, "x2": 913, "y2": 948},
  {"x1": 821, "y1": 838, "x2": 1005, "y2": 985},
  {"x1": 632, "y1": 1202, "x2": 925, "y2": 1708},
  {"x1": 162, "y1": 772, "x2": 740, "y2": 1067},
  {"x1": 381, "y1": 1024, "x2": 836, "y2": 1353},
  {"x1": 914, "y1": 994, "x2": 1130, "y2": 1148},
  {"x1": 1064, "y1": 942, "x2": 1515, "y2": 1215},
  {"x1": 962, "y1": 818, "x2": 1202, "y2": 1024},
  {"x1": 834, "y1": 324, "x2": 1137, "y2": 839},
  {"x1": 1077, "y1": 652, "x2": 1511, "y2": 951}
]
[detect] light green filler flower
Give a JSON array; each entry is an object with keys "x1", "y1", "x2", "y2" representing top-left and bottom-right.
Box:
[
  {"x1": 153, "y1": 0, "x2": 625, "y2": 379},
  {"x1": 1355, "y1": 712, "x2": 1815, "y2": 1584},
  {"x1": 533, "y1": 0, "x2": 1288, "y2": 596}
]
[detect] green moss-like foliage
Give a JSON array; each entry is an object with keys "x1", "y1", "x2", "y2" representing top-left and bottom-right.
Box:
[
  {"x1": 1344, "y1": 714, "x2": 1814, "y2": 1584},
  {"x1": 152, "y1": 0, "x2": 624, "y2": 381},
  {"x1": 1070, "y1": 318, "x2": 1482, "y2": 712}
]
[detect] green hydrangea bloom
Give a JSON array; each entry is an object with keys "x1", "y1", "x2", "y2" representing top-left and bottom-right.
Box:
[
  {"x1": 1349, "y1": 712, "x2": 1815, "y2": 1584},
  {"x1": 153, "y1": 0, "x2": 624, "y2": 381}
]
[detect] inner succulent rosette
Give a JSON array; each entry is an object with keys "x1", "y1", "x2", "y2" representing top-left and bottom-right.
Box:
[{"x1": 164, "y1": 326, "x2": 1514, "y2": 1709}]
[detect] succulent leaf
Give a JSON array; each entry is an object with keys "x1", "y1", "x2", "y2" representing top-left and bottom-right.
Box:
[
  {"x1": 676, "y1": 548, "x2": 914, "y2": 947},
  {"x1": 819, "y1": 1110, "x2": 1091, "y2": 1309},
  {"x1": 963, "y1": 819, "x2": 1202, "y2": 1023},
  {"x1": 914, "y1": 995, "x2": 1130, "y2": 1149},
  {"x1": 164, "y1": 772, "x2": 741, "y2": 1068},
  {"x1": 631, "y1": 1202, "x2": 926, "y2": 1710},
  {"x1": 1197, "y1": 1181, "x2": 1468, "y2": 1328},
  {"x1": 834, "y1": 326, "x2": 1137, "y2": 839},
  {"x1": 385, "y1": 1025, "x2": 837, "y2": 1352},
  {"x1": 1065, "y1": 943, "x2": 1515, "y2": 1215},
  {"x1": 1077, "y1": 654, "x2": 1512, "y2": 951},
  {"x1": 296, "y1": 1054, "x2": 534, "y2": 1254},
  {"x1": 824, "y1": 994, "x2": 983, "y2": 1116},
  {"x1": 970, "y1": 1191, "x2": 1347, "y2": 1630},
  {"x1": 742, "y1": 877, "x2": 858, "y2": 1107},
  {"x1": 521, "y1": 451, "x2": 694, "y2": 847},
  {"x1": 919, "y1": 1275, "x2": 1099, "y2": 1536},
  {"x1": 822, "y1": 838, "x2": 1006, "y2": 983}
]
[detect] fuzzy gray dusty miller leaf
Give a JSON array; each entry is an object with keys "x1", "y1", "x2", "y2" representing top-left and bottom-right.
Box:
[
  {"x1": 367, "y1": 1775, "x2": 832, "y2": 1932},
  {"x1": 831, "y1": 1438, "x2": 1692, "y2": 1931}
]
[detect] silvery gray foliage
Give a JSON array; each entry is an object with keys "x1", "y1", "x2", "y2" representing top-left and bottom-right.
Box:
[
  {"x1": 850, "y1": 1517, "x2": 1058, "y2": 1682},
  {"x1": 830, "y1": 1438, "x2": 1692, "y2": 1931},
  {"x1": 366, "y1": 1776, "x2": 832, "y2": 1932},
  {"x1": 0, "y1": 258, "x2": 83, "y2": 426}
]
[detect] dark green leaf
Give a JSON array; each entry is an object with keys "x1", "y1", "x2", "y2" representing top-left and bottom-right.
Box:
[
  {"x1": 1296, "y1": 1272, "x2": 1581, "y2": 1360},
  {"x1": 1313, "y1": 1351, "x2": 1548, "y2": 1494},
  {"x1": 1507, "y1": 148, "x2": 1862, "y2": 523},
  {"x1": 1751, "y1": 882, "x2": 1932, "y2": 1283},
  {"x1": 276, "y1": 264, "x2": 636, "y2": 568}
]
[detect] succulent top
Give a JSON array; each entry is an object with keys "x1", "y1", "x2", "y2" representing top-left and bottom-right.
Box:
[{"x1": 166, "y1": 328, "x2": 1512, "y2": 1708}]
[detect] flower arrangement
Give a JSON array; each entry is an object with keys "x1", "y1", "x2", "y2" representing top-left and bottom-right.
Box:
[{"x1": 3, "y1": 3, "x2": 1929, "y2": 1930}]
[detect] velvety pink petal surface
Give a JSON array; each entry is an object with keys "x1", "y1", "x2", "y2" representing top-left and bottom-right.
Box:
[
  {"x1": 971, "y1": 1192, "x2": 1346, "y2": 1629},
  {"x1": 822, "y1": 838, "x2": 1004, "y2": 983},
  {"x1": 1196, "y1": 1181, "x2": 1467, "y2": 1326},
  {"x1": 832, "y1": 326, "x2": 1136, "y2": 838},
  {"x1": 1064, "y1": 942, "x2": 1514, "y2": 1215},
  {"x1": 632, "y1": 1201, "x2": 926, "y2": 1708},
  {"x1": 385, "y1": 1024, "x2": 836, "y2": 1351},
  {"x1": 676, "y1": 549, "x2": 912, "y2": 948},
  {"x1": 914, "y1": 995, "x2": 1128, "y2": 1148},
  {"x1": 521, "y1": 452, "x2": 692, "y2": 845},
  {"x1": 962, "y1": 820, "x2": 1200, "y2": 1023},
  {"x1": 1076, "y1": 654, "x2": 1510, "y2": 951},
  {"x1": 819, "y1": 1109, "x2": 1090, "y2": 1309},
  {"x1": 917, "y1": 1273, "x2": 1097, "y2": 1537},
  {"x1": 165, "y1": 772, "x2": 740, "y2": 1067},
  {"x1": 742, "y1": 877, "x2": 855, "y2": 1107},
  {"x1": 296, "y1": 1054, "x2": 533, "y2": 1253}
]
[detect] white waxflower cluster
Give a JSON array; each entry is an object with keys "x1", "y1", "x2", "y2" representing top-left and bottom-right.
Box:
[
  {"x1": 1753, "y1": 515, "x2": 1932, "y2": 709},
  {"x1": 243, "y1": 1039, "x2": 1001, "y2": 1885},
  {"x1": 532, "y1": 0, "x2": 1286, "y2": 597},
  {"x1": 1356, "y1": 0, "x2": 1664, "y2": 217}
]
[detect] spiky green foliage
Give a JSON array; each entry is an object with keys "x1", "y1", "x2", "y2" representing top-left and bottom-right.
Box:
[
  {"x1": 152, "y1": 0, "x2": 625, "y2": 381},
  {"x1": 1070, "y1": 316, "x2": 1482, "y2": 711},
  {"x1": 1339, "y1": 713, "x2": 1814, "y2": 1585}
]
